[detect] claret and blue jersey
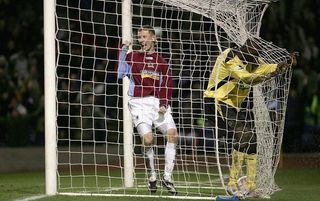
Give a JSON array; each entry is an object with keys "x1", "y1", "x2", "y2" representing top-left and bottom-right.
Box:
[{"x1": 117, "y1": 45, "x2": 173, "y2": 106}]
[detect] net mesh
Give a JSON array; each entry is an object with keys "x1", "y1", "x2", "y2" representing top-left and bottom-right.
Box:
[{"x1": 54, "y1": 0, "x2": 292, "y2": 199}]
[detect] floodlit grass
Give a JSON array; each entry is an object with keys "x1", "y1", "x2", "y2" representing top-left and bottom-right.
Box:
[{"x1": 1, "y1": 168, "x2": 319, "y2": 201}]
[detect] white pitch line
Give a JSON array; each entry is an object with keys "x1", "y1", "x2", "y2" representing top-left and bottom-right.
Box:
[{"x1": 14, "y1": 195, "x2": 49, "y2": 201}]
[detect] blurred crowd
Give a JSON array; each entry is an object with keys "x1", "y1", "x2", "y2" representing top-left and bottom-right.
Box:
[
  {"x1": 0, "y1": 1, "x2": 44, "y2": 146},
  {"x1": 0, "y1": 50, "x2": 44, "y2": 146},
  {"x1": 262, "y1": 1, "x2": 320, "y2": 152}
]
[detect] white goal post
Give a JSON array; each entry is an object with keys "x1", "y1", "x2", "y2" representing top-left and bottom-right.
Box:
[
  {"x1": 44, "y1": 0, "x2": 57, "y2": 195},
  {"x1": 44, "y1": 0, "x2": 293, "y2": 199}
]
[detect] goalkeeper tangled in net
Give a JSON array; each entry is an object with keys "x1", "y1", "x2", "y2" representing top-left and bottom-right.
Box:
[{"x1": 204, "y1": 37, "x2": 297, "y2": 198}]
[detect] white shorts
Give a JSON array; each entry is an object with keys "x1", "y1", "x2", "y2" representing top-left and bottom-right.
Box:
[{"x1": 128, "y1": 96, "x2": 176, "y2": 136}]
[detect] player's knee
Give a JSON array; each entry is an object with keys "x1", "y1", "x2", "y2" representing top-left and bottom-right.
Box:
[
  {"x1": 234, "y1": 128, "x2": 254, "y2": 141},
  {"x1": 142, "y1": 133, "x2": 153, "y2": 146},
  {"x1": 246, "y1": 144, "x2": 257, "y2": 154},
  {"x1": 234, "y1": 127, "x2": 256, "y2": 152},
  {"x1": 166, "y1": 128, "x2": 179, "y2": 144}
]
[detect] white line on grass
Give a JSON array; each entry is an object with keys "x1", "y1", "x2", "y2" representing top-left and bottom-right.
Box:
[{"x1": 14, "y1": 195, "x2": 49, "y2": 201}]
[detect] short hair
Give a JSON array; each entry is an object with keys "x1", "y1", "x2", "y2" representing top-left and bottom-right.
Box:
[
  {"x1": 240, "y1": 37, "x2": 261, "y2": 56},
  {"x1": 138, "y1": 25, "x2": 156, "y2": 35}
]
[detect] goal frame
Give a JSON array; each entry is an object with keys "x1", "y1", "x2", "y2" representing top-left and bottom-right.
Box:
[
  {"x1": 43, "y1": 0, "x2": 141, "y2": 194},
  {"x1": 44, "y1": 0, "x2": 57, "y2": 195},
  {"x1": 44, "y1": 0, "x2": 288, "y2": 198}
]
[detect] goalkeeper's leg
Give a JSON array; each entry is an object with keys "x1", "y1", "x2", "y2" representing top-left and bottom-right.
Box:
[
  {"x1": 245, "y1": 153, "x2": 257, "y2": 193},
  {"x1": 237, "y1": 129, "x2": 257, "y2": 196},
  {"x1": 227, "y1": 149, "x2": 245, "y2": 196},
  {"x1": 228, "y1": 116, "x2": 256, "y2": 196},
  {"x1": 242, "y1": 129, "x2": 257, "y2": 195}
]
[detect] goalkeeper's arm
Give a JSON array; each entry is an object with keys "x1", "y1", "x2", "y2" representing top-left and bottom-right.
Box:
[
  {"x1": 262, "y1": 52, "x2": 298, "y2": 78},
  {"x1": 227, "y1": 61, "x2": 278, "y2": 85},
  {"x1": 278, "y1": 51, "x2": 298, "y2": 71}
]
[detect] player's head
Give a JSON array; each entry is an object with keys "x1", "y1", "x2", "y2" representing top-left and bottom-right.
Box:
[
  {"x1": 138, "y1": 25, "x2": 157, "y2": 52},
  {"x1": 236, "y1": 37, "x2": 261, "y2": 63},
  {"x1": 240, "y1": 38, "x2": 261, "y2": 55}
]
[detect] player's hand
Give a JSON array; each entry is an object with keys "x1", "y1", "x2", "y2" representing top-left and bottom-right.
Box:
[
  {"x1": 277, "y1": 61, "x2": 289, "y2": 71},
  {"x1": 289, "y1": 52, "x2": 298, "y2": 66},
  {"x1": 159, "y1": 105, "x2": 167, "y2": 114},
  {"x1": 267, "y1": 62, "x2": 287, "y2": 78},
  {"x1": 121, "y1": 40, "x2": 131, "y2": 52},
  {"x1": 122, "y1": 40, "x2": 131, "y2": 46}
]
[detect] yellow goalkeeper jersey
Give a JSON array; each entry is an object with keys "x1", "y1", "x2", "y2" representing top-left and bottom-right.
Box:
[{"x1": 204, "y1": 48, "x2": 278, "y2": 111}]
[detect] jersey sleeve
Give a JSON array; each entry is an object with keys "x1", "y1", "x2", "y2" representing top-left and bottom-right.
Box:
[
  {"x1": 253, "y1": 60, "x2": 278, "y2": 76},
  {"x1": 117, "y1": 45, "x2": 131, "y2": 79},
  {"x1": 227, "y1": 58, "x2": 278, "y2": 85}
]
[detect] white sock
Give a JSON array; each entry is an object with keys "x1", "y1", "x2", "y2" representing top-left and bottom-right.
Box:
[
  {"x1": 145, "y1": 147, "x2": 156, "y2": 180},
  {"x1": 164, "y1": 142, "x2": 176, "y2": 181}
]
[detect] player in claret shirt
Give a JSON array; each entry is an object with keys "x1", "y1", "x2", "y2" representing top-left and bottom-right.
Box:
[{"x1": 118, "y1": 25, "x2": 178, "y2": 195}]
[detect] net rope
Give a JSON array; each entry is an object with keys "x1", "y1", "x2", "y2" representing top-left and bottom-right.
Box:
[{"x1": 54, "y1": 0, "x2": 292, "y2": 199}]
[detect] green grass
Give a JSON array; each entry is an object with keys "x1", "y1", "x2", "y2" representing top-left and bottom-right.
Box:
[{"x1": 1, "y1": 168, "x2": 319, "y2": 201}]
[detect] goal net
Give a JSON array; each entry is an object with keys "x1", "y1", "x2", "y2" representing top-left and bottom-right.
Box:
[{"x1": 52, "y1": 0, "x2": 292, "y2": 199}]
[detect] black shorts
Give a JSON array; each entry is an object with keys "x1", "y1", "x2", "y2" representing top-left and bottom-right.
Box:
[{"x1": 204, "y1": 97, "x2": 257, "y2": 153}]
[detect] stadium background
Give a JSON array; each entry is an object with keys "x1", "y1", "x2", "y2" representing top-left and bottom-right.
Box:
[{"x1": 0, "y1": 0, "x2": 319, "y2": 172}]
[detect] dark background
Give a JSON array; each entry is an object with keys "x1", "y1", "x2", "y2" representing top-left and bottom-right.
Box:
[{"x1": 0, "y1": 0, "x2": 319, "y2": 152}]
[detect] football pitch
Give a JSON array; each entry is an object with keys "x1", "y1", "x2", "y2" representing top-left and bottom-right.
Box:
[{"x1": 1, "y1": 168, "x2": 319, "y2": 201}]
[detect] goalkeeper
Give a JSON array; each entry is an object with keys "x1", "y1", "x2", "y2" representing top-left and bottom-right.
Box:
[
  {"x1": 204, "y1": 38, "x2": 296, "y2": 197},
  {"x1": 117, "y1": 25, "x2": 178, "y2": 195}
]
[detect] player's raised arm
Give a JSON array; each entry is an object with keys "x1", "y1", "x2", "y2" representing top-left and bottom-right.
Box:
[
  {"x1": 278, "y1": 51, "x2": 298, "y2": 71},
  {"x1": 117, "y1": 40, "x2": 131, "y2": 79}
]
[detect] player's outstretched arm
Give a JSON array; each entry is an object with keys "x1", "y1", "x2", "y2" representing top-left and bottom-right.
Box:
[
  {"x1": 277, "y1": 51, "x2": 298, "y2": 72},
  {"x1": 117, "y1": 40, "x2": 131, "y2": 79}
]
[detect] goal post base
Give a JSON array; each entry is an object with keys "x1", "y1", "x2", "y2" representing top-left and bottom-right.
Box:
[{"x1": 216, "y1": 195, "x2": 240, "y2": 201}]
